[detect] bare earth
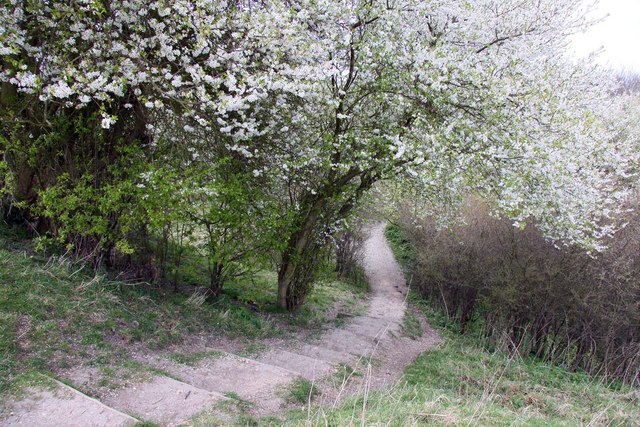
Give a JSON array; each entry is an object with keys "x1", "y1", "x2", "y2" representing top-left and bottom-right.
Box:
[{"x1": 1, "y1": 221, "x2": 440, "y2": 426}]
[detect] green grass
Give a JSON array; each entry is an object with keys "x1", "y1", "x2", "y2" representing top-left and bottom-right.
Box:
[
  {"x1": 225, "y1": 268, "x2": 369, "y2": 330},
  {"x1": 275, "y1": 302, "x2": 638, "y2": 426},
  {"x1": 285, "y1": 378, "x2": 320, "y2": 405},
  {"x1": 134, "y1": 421, "x2": 162, "y2": 427},
  {"x1": 223, "y1": 391, "x2": 254, "y2": 409},
  {"x1": 288, "y1": 275, "x2": 368, "y2": 329},
  {"x1": 384, "y1": 222, "x2": 416, "y2": 271},
  {"x1": 329, "y1": 362, "x2": 364, "y2": 389},
  {"x1": 190, "y1": 392, "x2": 259, "y2": 426},
  {"x1": 0, "y1": 243, "x2": 278, "y2": 395},
  {"x1": 401, "y1": 309, "x2": 423, "y2": 339}
]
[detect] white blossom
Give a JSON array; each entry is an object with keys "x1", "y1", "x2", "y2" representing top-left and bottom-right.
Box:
[{"x1": 100, "y1": 114, "x2": 116, "y2": 129}]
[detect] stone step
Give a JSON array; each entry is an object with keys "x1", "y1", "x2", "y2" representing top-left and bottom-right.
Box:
[
  {"x1": 147, "y1": 350, "x2": 300, "y2": 414},
  {"x1": 102, "y1": 375, "x2": 227, "y2": 426},
  {"x1": 256, "y1": 348, "x2": 335, "y2": 380},
  {"x1": 291, "y1": 342, "x2": 355, "y2": 364},
  {"x1": 1, "y1": 378, "x2": 138, "y2": 427},
  {"x1": 317, "y1": 328, "x2": 380, "y2": 356},
  {"x1": 367, "y1": 297, "x2": 406, "y2": 322},
  {"x1": 344, "y1": 315, "x2": 402, "y2": 339}
]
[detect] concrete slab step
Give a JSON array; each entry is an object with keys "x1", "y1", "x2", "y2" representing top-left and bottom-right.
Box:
[
  {"x1": 367, "y1": 295, "x2": 406, "y2": 322},
  {"x1": 102, "y1": 375, "x2": 227, "y2": 426},
  {"x1": 344, "y1": 315, "x2": 402, "y2": 339},
  {"x1": 291, "y1": 342, "x2": 355, "y2": 364},
  {"x1": 1, "y1": 379, "x2": 138, "y2": 427},
  {"x1": 256, "y1": 348, "x2": 335, "y2": 380},
  {"x1": 317, "y1": 328, "x2": 380, "y2": 356},
  {"x1": 149, "y1": 351, "x2": 299, "y2": 414}
]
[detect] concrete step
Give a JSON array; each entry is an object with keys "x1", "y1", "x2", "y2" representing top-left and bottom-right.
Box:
[
  {"x1": 317, "y1": 328, "x2": 380, "y2": 356},
  {"x1": 290, "y1": 342, "x2": 355, "y2": 364},
  {"x1": 343, "y1": 315, "x2": 402, "y2": 340},
  {"x1": 147, "y1": 350, "x2": 300, "y2": 414},
  {"x1": 102, "y1": 375, "x2": 227, "y2": 426},
  {"x1": 256, "y1": 348, "x2": 335, "y2": 380},
  {"x1": 1, "y1": 378, "x2": 138, "y2": 427}
]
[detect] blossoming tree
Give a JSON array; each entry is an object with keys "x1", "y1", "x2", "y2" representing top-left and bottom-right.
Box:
[
  {"x1": 248, "y1": 0, "x2": 634, "y2": 308},
  {"x1": 0, "y1": 0, "x2": 283, "y2": 260},
  {"x1": 1, "y1": 0, "x2": 634, "y2": 309}
]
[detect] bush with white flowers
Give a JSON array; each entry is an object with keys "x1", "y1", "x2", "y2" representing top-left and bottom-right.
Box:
[{"x1": 1, "y1": 0, "x2": 635, "y2": 309}]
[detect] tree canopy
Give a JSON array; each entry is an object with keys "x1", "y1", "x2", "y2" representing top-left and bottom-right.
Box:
[{"x1": 1, "y1": 0, "x2": 636, "y2": 309}]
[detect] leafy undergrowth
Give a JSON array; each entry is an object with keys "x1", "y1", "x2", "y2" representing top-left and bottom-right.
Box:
[
  {"x1": 401, "y1": 309, "x2": 423, "y2": 340},
  {"x1": 0, "y1": 223, "x2": 367, "y2": 398}
]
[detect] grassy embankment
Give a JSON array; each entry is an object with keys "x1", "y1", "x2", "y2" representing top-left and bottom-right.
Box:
[
  {"x1": 271, "y1": 224, "x2": 639, "y2": 426},
  {"x1": 0, "y1": 222, "x2": 368, "y2": 399}
]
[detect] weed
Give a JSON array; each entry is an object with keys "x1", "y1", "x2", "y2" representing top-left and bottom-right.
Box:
[
  {"x1": 235, "y1": 414, "x2": 259, "y2": 426},
  {"x1": 285, "y1": 378, "x2": 320, "y2": 404},
  {"x1": 332, "y1": 317, "x2": 347, "y2": 328},
  {"x1": 331, "y1": 362, "x2": 363, "y2": 387},
  {"x1": 363, "y1": 357, "x2": 382, "y2": 369},
  {"x1": 188, "y1": 408, "x2": 227, "y2": 427},
  {"x1": 238, "y1": 342, "x2": 268, "y2": 358},
  {"x1": 401, "y1": 310, "x2": 423, "y2": 339},
  {"x1": 220, "y1": 391, "x2": 254, "y2": 412},
  {"x1": 224, "y1": 391, "x2": 243, "y2": 400},
  {"x1": 134, "y1": 421, "x2": 161, "y2": 427}
]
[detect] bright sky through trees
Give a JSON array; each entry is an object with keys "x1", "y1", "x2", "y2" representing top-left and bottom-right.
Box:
[{"x1": 572, "y1": 0, "x2": 640, "y2": 71}]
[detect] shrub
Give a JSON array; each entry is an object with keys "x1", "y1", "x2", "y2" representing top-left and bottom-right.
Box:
[{"x1": 397, "y1": 197, "x2": 640, "y2": 386}]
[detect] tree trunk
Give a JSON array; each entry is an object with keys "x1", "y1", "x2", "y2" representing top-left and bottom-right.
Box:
[
  {"x1": 277, "y1": 199, "x2": 324, "y2": 310},
  {"x1": 2, "y1": 77, "x2": 38, "y2": 209},
  {"x1": 276, "y1": 170, "x2": 377, "y2": 310},
  {"x1": 209, "y1": 262, "x2": 225, "y2": 296}
]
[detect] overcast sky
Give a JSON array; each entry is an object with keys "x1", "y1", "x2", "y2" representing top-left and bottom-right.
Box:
[{"x1": 571, "y1": 0, "x2": 640, "y2": 71}]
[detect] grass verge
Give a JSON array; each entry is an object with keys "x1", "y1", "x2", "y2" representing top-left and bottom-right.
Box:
[
  {"x1": 279, "y1": 318, "x2": 638, "y2": 425},
  {"x1": 384, "y1": 222, "x2": 416, "y2": 272}
]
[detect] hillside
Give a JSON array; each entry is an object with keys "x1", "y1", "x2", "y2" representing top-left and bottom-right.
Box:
[{"x1": 1, "y1": 222, "x2": 638, "y2": 426}]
